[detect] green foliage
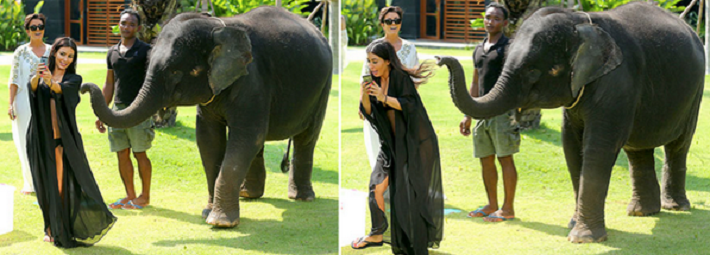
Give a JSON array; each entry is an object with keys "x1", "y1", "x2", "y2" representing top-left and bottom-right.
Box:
[
  {"x1": 178, "y1": 0, "x2": 310, "y2": 17},
  {"x1": 0, "y1": 0, "x2": 27, "y2": 51},
  {"x1": 0, "y1": 0, "x2": 44, "y2": 51},
  {"x1": 579, "y1": 0, "x2": 684, "y2": 12},
  {"x1": 470, "y1": 11, "x2": 485, "y2": 29},
  {"x1": 343, "y1": 0, "x2": 380, "y2": 46}
]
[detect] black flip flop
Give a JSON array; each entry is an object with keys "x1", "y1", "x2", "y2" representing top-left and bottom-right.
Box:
[{"x1": 351, "y1": 236, "x2": 384, "y2": 249}]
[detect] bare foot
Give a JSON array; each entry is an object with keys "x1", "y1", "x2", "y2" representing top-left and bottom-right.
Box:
[
  {"x1": 352, "y1": 234, "x2": 384, "y2": 249},
  {"x1": 20, "y1": 190, "x2": 34, "y2": 195},
  {"x1": 483, "y1": 209, "x2": 515, "y2": 222},
  {"x1": 468, "y1": 205, "x2": 498, "y2": 218},
  {"x1": 123, "y1": 195, "x2": 149, "y2": 209}
]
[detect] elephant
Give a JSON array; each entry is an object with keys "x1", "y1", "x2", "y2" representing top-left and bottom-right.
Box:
[
  {"x1": 437, "y1": 2, "x2": 704, "y2": 243},
  {"x1": 81, "y1": 6, "x2": 332, "y2": 227}
]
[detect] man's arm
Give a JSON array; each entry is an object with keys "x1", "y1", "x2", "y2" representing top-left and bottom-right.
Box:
[
  {"x1": 470, "y1": 70, "x2": 479, "y2": 98},
  {"x1": 103, "y1": 70, "x2": 115, "y2": 105}
]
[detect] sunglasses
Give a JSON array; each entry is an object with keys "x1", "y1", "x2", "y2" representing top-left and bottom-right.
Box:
[
  {"x1": 383, "y1": 18, "x2": 402, "y2": 25},
  {"x1": 29, "y1": 24, "x2": 45, "y2": 31}
]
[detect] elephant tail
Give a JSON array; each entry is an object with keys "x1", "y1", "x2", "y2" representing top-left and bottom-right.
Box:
[{"x1": 280, "y1": 138, "x2": 292, "y2": 173}]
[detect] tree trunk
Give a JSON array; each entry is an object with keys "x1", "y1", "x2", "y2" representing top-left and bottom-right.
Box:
[
  {"x1": 697, "y1": 0, "x2": 704, "y2": 35},
  {"x1": 276, "y1": 0, "x2": 282, "y2": 6}
]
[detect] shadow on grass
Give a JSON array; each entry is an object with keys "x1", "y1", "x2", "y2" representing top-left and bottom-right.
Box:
[
  {"x1": 341, "y1": 127, "x2": 363, "y2": 133},
  {"x1": 0, "y1": 230, "x2": 34, "y2": 248},
  {"x1": 151, "y1": 197, "x2": 338, "y2": 254},
  {"x1": 62, "y1": 245, "x2": 136, "y2": 255},
  {"x1": 0, "y1": 132, "x2": 12, "y2": 142},
  {"x1": 514, "y1": 208, "x2": 710, "y2": 254}
]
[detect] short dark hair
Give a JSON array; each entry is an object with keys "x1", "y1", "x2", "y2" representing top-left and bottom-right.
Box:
[
  {"x1": 378, "y1": 6, "x2": 403, "y2": 24},
  {"x1": 49, "y1": 37, "x2": 78, "y2": 75},
  {"x1": 486, "y1": 2, "x2": 509, "y2": 20},
  {"x1": 24, "y1": 13, "x2": 46, "y2": 30},
  {"x1": 120, "y1": 8, "x2": 141, "y2": 25}
]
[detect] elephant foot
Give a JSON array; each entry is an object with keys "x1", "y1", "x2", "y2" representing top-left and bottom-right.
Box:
[
  {"x1": 288, "y1": 185, "x2": 315, "y2": 201},
  {"x1": 627, "y1": 197, "x2": 660, "y2": 216},
  {"x1": 202, "y1": 203, "x2": 213, "y2": 220},
  {"x1": 239, "y1": 188, "x2": 264, "y2": 199},
  {"x1": 568, "y1": 217, "x2": 576, "y2": 229},
  {"x1": 206, "y1": 209, "x2": 240, "y2": 228},
  {"x1": 661, "y1": 195, "x2": 691, "y2": 211},
  {"x1": 567, "y1": 225, "x2": 608, "y2": 243}
]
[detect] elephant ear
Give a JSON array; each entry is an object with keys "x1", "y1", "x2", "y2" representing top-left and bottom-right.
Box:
[
  {"x1": 208, "y1": 26, "x2": 253, "y2": 96},
  {"x1": 570, "y1": 24, "x2": 622, "y2": 98}
]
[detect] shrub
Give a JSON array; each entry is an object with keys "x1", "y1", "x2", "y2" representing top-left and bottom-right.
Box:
[
  {"x1": 343, "y1": 0, "x2": 380, "y2": 46},
  {"x1": 0, "y1": 0, "x2": 27, "y2": 51}
]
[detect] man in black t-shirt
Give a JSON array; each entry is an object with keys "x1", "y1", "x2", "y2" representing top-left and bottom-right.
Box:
[
  {"x1": 460, "y1": 2, "x2": 520, "y2": 222},
  {"x1": 95, "y1": 8, "x2": 154, "y2": 210}
]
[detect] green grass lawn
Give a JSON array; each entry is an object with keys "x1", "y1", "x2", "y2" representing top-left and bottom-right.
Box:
[
  {"x1": 0, "y1": 56, "x2": 339, "y2": 254},
  {"x1": 341, "y1": 60, "x2": 710, "y2": 254}
]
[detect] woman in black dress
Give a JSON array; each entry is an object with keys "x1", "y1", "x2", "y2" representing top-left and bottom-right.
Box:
[
  {"x1": 352, "y1": 40, "x2": 444, "y2": 254},
  {"x1": 27, "y1": 37, "x2": 116, "y2": 248}
]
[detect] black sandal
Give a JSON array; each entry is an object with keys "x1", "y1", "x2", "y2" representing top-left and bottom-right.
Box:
[{"x1": 351, "y1": 236, "x2": 384, "y2": 249}]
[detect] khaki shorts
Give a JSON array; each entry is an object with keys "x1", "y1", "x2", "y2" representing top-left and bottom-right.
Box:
[
  {"x1": 473, "y1": 110, "x2": 520, "y2": 158},
  {"x1": 108, "y1": 104, "x2": 155, "y2": 153}
]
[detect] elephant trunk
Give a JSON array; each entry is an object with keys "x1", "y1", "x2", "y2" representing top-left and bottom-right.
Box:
[
  {"x1": 80, "y1": 76, "x2": 165, "y2": 128},
  {"x1": 436, "y1": 56, "x2": 520, "y2": 119}
]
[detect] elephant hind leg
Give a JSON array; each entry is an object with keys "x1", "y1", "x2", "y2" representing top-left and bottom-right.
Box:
[
  {"x1": 625, "y1": 148, "x2": 661, "y2": 216},
  {"x1": 288, "y1": 129, "x2": 319, "y2": 202},
  {"x1": 240, "y1": 147, "x2": 266, "y2": 199},
  {"x1": 661, "y1": 138, "x2": 692, "y2": 211}
]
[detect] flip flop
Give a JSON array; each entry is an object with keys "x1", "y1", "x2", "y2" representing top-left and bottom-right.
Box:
[
  {"x1": 122, "y1": 200, "x2": 146, "y2": 210},
  {"x1": 484, "y1": 215, "x2": 515, "y2": 222},
  {"x1": 109, "y1": 198, "x2": 126, "y2": 210},
  {"x1": 467, "y1": 207, "x2": 490, "y2": 218},
  {"x1": 351, "y1": 236, "x2": 384, "y2": 250}
]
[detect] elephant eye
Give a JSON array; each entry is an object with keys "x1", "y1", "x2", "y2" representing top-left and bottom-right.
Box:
[{"x1": 549, "y1": 65, "x2": 564, "y2": 76}]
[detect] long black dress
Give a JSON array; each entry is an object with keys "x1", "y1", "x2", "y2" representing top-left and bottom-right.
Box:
[
  {"x1": 26, "y1": 74, "x2": 116, "y2": 248},
  {"x1": 359, "y1": 68, "x2": 444, "y2": 254}
]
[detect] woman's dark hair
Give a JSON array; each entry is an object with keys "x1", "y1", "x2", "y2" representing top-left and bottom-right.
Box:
[
  {"x1": 49, "y1": 37, "x2": 78, "y2": 75},
  {"x1": 486, "y1": 2, "x2": 509, "y2": 20},
  {"x1": 378, "y1": 6, "x2": 403, "y2": 24},
  {"x1": 366, "y1": 39, "x2": 434, "y2": 86},
  {"x1": 120, "y1": 8, "x2": 142, "y2": 25},
  {"x1": 24, "y1": 13, "x2": 47, "y2": 30}
]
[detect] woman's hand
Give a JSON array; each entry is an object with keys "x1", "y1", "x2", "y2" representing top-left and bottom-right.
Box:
[
  {"x1": 39, "y1": 63, "x2": 52, "y2": 85},
  {"x1": 368, "y1": 81, "x2": 386, "y2": 102},
  {"x1": 7, "y1": 105, "x2": 15, "y2": 120}
]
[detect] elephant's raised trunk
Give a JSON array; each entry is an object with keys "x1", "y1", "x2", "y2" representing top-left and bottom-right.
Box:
[
  {"x1": 80, "y1": 78, "x2": 165, "y2": 128},
  {"x1": 436, "y1": 56, "x2": 519, "y2": 119}
]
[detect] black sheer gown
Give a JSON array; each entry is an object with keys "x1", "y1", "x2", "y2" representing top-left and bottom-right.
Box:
[
  {"x1": 26, "y1": 74, "x2": 116, "y2": 248},
  {"x1": 359, "y1": 68, "x2": 444, "y2": 254}
]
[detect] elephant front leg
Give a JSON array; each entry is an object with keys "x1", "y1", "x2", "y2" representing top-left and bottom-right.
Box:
[
  {"x1": 568, "y1": 118, "x2": 633, "y2": 243},
  {"x1": 206, "y1": 130, "x2": 264, "y2": 228},
  {"x1": 196, "y1": 114, "x2": 226, "y2": 219},
  {"x1": 240, "y1": 147, "x2": 266, "y2": 199},
  {"x1": 288, "y1": 131, "x2": 318, "y2": 201},
  {"x1": 661, "y1": 139, "x2": 691, "y2": 211},
  {"x1": 562, "y1": 117, "x2": 583, "y2": 229},
  {"x1": 625, "y1": 148, "x2": 661, "y2": 216}
]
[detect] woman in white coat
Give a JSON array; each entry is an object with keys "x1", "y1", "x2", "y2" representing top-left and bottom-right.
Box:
[
  {"x1": 7, "y1": 13, "x2": 51, "y2": 195},
  {"x1": 360, "y1": 6, "x2": 419, "y2": 171}
]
